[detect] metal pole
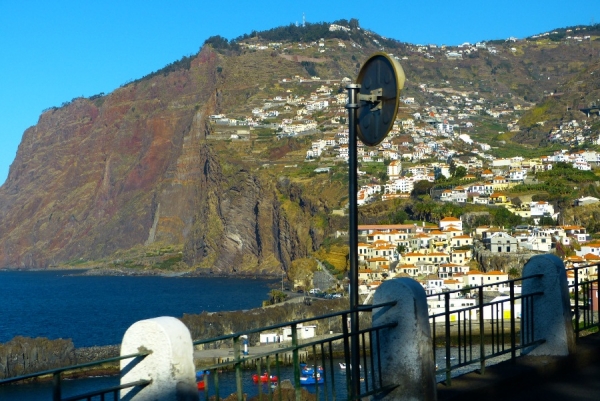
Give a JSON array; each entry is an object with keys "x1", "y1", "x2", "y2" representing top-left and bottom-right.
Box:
[{"x1": 346, "y1": 83, "x2": 361, "y2": 399}]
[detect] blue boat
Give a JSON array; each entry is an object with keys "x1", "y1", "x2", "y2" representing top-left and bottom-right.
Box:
[
  {"x1": 301, "y1": 365, "x2": 324, "y2": 376},
  {"x1": 196, "y1": 370, "x2": 210, "y2": 381},
  {"x1": 299, "y1": 372, "x2": 324, "y2": 385}
]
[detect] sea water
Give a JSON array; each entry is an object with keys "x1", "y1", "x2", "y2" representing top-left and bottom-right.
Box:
[{"x1": 0, "y1": 270, "x2": 275, "y2": 347}]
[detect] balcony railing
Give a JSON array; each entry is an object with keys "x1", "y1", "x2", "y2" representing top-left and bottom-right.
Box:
[{"x1": 428, "y1": 274, "x2": 544, "y2": 386}]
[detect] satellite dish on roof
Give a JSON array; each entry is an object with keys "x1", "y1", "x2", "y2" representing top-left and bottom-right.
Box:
[{"x1": 355, "y1": 52, "x2": 405, "y2": 146}]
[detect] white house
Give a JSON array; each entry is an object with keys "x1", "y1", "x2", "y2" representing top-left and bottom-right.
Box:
[{"x1": 282, "y1": 325, "x2": 316, "y2": 341}]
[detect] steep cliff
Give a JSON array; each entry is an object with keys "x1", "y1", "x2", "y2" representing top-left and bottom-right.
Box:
[{"x1": 0, "y1": 46, "x2": 344, "y2": 272}]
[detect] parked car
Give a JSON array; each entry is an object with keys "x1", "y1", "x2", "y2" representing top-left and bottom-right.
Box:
[{"x1": 309, "y1": 288, "x2": 321, "y2": 294}]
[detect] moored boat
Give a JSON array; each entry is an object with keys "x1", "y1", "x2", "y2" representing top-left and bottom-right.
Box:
[
  {"x1": 252, "y1": 372, "x2": 279, "y2": 383},
  {"x1": 301, "y1": 365, "x2": 324, "y2": 375},
  {"x1": 339, "y1": 362, "x2": 361, "y2": 370},
  {"x1": 299, "y1": 372, "x2": 324, "y2": 385},
  {"x1": 196, "y1": 370, "x2": 210, "y2": 391}
]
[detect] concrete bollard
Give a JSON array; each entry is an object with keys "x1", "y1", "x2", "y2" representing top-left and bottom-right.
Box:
[
  {"x1": 372, "y1": 278, "x2": 437, "y2": 401},
  {"x1": 120, "y1": 316, "x2": 198, "y2": 401},
  {"x1": 521, "y1": 254, "x2": 575, "y2": 356}
]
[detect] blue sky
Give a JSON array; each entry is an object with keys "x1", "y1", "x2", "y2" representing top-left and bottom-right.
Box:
[{"x1": 0, "y1": 1, "x2": 595, "y2": 185}]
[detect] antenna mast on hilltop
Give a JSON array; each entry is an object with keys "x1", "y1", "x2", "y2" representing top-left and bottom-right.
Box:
[{"x1": 303, "y1": 12, "x2": 306, "y2": 27}]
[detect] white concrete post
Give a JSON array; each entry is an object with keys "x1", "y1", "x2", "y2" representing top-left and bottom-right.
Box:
[
  {"x1": 521, "y1": 254, "x2": 575, "y2": 356},
  {"x1": 372, "y1": 278, "x2": 437, "y2": 401},
  {"x1": 120, "y1": 316, "x2": 198, "y2": 401}
]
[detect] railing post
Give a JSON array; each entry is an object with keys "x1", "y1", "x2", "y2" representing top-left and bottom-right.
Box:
[
  {"x1": 234, "y1": 336, "x2": 243, "y2": 401},
  {"x1": 575, "y1": 267, "x2": 580, "y2": 337},
  {"x1": 372, "y1": 278, "x2": 436, "y2": 401},
  {"x1": 444, "y1": 292, "x2": 451, "y2": 385},
  {"x1": 120, "y1": 316, "x2": 197, "y2": 401},
  {"x1": 521, "y1": 254, "x2": 576, "y2": 356},
  {"x1": 510, "y1": 280, "x2": 516, "y2": 361},
  {"x1": 478, "y1": 286, "x2": 485, "y2": 375},
  {"x1": 52, "y1": 371, "x2": 61, "y2": 401},
  {"x1": 292, "y1": 324, "x2": 301, "y2": 401}
]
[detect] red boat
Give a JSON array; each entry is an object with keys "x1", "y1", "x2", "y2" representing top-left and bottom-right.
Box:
[
  {"x1": 252, "y1": 372, "x2": 279, "y2": 383},
  {"x1": 196, "y1": 370, "x2": 209, "y2": 391}
]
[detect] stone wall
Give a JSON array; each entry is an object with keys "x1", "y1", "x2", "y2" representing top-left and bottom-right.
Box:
[{"x1": 0, "y1": 337, "x2": 119, "y2": 379}]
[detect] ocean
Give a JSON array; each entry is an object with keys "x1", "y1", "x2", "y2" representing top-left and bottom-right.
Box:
[{"x1": 0, "y1": 270, "x2": 276, "y2": 347}]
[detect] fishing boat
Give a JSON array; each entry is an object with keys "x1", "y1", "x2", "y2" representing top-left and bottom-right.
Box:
[
  {"x1": 301, "y1": 365, "x2": 324, "y2": 375},
  {"x1": 299, "y1": 372, "x2": 324, "y2": 385},
  {"x1": 252, "y1": 372, "x2": 279, "y2": 383}
]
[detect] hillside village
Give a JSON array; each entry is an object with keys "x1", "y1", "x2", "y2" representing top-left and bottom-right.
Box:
[{"x1": 206, "y1": 23, "x2": 600, "y2": 299}]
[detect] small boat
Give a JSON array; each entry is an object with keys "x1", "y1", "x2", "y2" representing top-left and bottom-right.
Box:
[
  {"x1": 339, "y1": 363, "x2": 361, "y2": 370},
  {"x1": 252, "y1": 372, "x2": 279, "y2": 383},
  {"x1": 299, "y1": 372, "x2": 324, "y2": 385},
  {"x1": 196, "y1": 370, "x2": 210, "y2": 391},
  {"x1": 301, "y1": 365, "x2": 324, "y2": 375},
  {"x1": 196, "y1": 370, "x2": 210, "y2": 381}
]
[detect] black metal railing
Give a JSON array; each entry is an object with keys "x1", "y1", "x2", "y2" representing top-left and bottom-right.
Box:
[
  {"x1": 568, "y1": 263, "x2": 600, "y2": 337},
  {"x1": 0, "y1": 351, "x2": 151, "y2": 401},
  {"x1": 428, "y1": 274, "x2": 544, "y2": 386},
  {"x1": 192, "y1": 301, "x2": 396, "y2": 401}
]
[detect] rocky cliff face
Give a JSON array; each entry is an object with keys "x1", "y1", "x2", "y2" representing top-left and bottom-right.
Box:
[{"x1": 0, "y1": 46, "x2": 332, "y2": 273}]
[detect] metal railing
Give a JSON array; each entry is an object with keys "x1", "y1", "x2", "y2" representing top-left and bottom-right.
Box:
[
  {"x1": 428, "y1": 274, "x2": 544, "y2": 386},
  {"x1": 0, "y1": 351, "x2": 151, "y2": 401},
  {"x1": 568, "y1": 263, "x2": 600, "y2": 337},
  {"x1": 192, "y1": 301, "x2": 396, "y2": 401}
]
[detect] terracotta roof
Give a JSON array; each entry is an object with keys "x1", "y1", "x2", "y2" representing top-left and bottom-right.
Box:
[{"x1": 583, "y1": 253, "x2": 600, "y2": 261}]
